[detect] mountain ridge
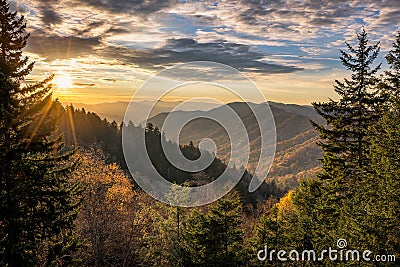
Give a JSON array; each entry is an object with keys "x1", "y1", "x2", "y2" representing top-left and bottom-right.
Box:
[
  {"x1": 67, "y1": 100, "x2": 323, "y2": 190},
  {"x1": 146, "y1": 102, "x2": 324, "y2": 190}
]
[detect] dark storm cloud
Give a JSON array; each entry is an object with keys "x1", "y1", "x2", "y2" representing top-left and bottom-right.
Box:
[
  {"x1": 25, "y1": 30, "x2": 101, "y2": 61},
  {"x1": 100, "y1": 38, "x2": 302, "y2": 74}
]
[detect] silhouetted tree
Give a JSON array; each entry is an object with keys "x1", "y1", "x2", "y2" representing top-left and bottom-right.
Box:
[
  {"x1": 384, "y1": 30, "x2": 400, "y2": 100},
  {"x1": 0, "y1": 1, "x2": 82, "y2": 265}
]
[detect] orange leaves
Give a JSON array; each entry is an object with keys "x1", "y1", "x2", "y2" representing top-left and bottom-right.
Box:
[{"x1": 71, "y1": 150, "x2": 140, "y2": 264}]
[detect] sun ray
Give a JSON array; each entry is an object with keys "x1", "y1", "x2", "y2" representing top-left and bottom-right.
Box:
[
  {"x1": 25, "y1": 98, "x2": 54, "y2": 149},
  {"x1": 67, "y1": 106, "x2": 77, "y2": 147}
]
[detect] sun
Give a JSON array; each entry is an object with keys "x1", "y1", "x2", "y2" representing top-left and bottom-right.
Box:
[{"x1": 54, "y1": 72, "x2": 73, "y2": 89}]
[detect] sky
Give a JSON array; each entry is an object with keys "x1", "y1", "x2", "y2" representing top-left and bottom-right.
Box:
[{"x1": 13, "y1": 0, "x2": 400, "y2": 104}]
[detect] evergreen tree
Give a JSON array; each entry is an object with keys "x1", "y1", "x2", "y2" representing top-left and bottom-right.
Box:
[
  {"x1": 384, "y1": 30, "x2": 400, "y2": 100},
  {"x1": 312, "y1": 28, "x2": 382, "y2": 175},
  {"x1": 350, "y1": 100, "x2": 400, "y2": 265},
  {"x1": 311, "y1": 29, "x2": 383, "y2": 249},
  {"x1": 250, "y1": 208, "x2": 282, "y2": 266},
  {"x1": 0, "y1": 1, "x2": 82, "y2": 265},
  {"x1": 205, "y1": 193, "x2": 244, "y2": 266},
  {"x1": 179, "y1": 192, "x2": 245, "y2": 267},
  {"x1": 250, "y1": 188, "x2": 318, "y2": 266},
  {"x1": 178, "y1": 208, "x2": 208, "y2": 266},
  {"x1": 351, "y1": 32, "x2": 400, "y2": 264},
  {"x1": 367, "y1": 99, "x2": 400, "y2": 261}
]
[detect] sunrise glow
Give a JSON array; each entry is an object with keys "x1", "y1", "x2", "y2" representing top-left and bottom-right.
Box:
[{"x1": 54, "y1": 72, "x2": 72, "y2": 89}]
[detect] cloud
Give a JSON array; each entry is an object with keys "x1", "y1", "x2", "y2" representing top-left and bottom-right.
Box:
[
  {"x1": 73, "y1": 0, "x2": 177, "y2": 15},
  {"x1": 234, "y1": 0, "x2": 355, "y2": 36},
  {"x1": 40, "y1": 6, "x2": 62, "y2": 25},
  {"x1": 105, "y1": 27, "x2": 130, "y2": 34},
  {"x1": 25, "y1": 30, "x2": 101, "y2": 61},
  {"x1": 10, "y1": 1, "x2": 31, "y2": 14},
  {"x1": 237, "y1": 0, "x2": 353, "y2": 24},
  {"x1": 183, "y1": 0, "x2": 400, "y2": 46},
  {"x1": 189, "y1": 14, "x2": 222, "y2": 26},
  {"x1": 74, "y1": 82, "x2": 96, "y2": 87},
  {"x1": 24, "y1": 28, "x2": 302, "y2": 74},
  {"x1": 100, "y1": 38, "x2": 302, "y2": 74},
  {"x1": 22, "y1": 0, "x2": 400, "y2": 81},
  {"x1": 102, "y1": 78, "x2": 118, "y2": 83},
  {"x1": 75, "y1": 21, "x2": 106, "y2": 35},
  {"x1": 35, "y1": 0, "x2": 60, "y2": 19}
]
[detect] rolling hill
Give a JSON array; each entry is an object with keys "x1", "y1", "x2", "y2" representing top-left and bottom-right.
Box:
[
  {"x1": 69, "y1": 100, "x2": 324, "y2": 190},
  {"x1": 147, "y1": 102, "x2": 324, "y2": 190}
]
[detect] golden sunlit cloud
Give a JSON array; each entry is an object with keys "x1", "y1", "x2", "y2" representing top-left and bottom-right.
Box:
[{"x1": 54, "y1": 72, "x2": 73, "y2": 89}]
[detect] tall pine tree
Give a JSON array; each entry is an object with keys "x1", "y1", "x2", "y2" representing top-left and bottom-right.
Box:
[
  {"x1": 311, "y1": 29, "x2": 383, "y2": 249},
  {"x1": 178, "y1": 192, "x2": 245, "y2": 267},
  {"x1": 353, "y1": 30, "x2": 400, "y2": 263},
  {"x1": 0, "y1": 1, "x2": 82, "y2": 265},
  {"x1": 385, "y1": 30, "x2": 400, "y2": 100}
]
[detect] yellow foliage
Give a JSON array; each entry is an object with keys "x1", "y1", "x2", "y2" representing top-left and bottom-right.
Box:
[
  {"x1": 275, "y1": 190, "x2": 295, "y2": 216},
  {"x1": 70, "y1": 150, "x2": 144, "y2": 263}
]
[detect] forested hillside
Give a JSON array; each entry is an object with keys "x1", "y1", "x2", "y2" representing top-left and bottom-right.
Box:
[
  {"x1": 57, "y1": 106, "x2": 283, "y2": 205},
  {"x1": 148, "y1": 102, "x2": 324, "y2": 190}
]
